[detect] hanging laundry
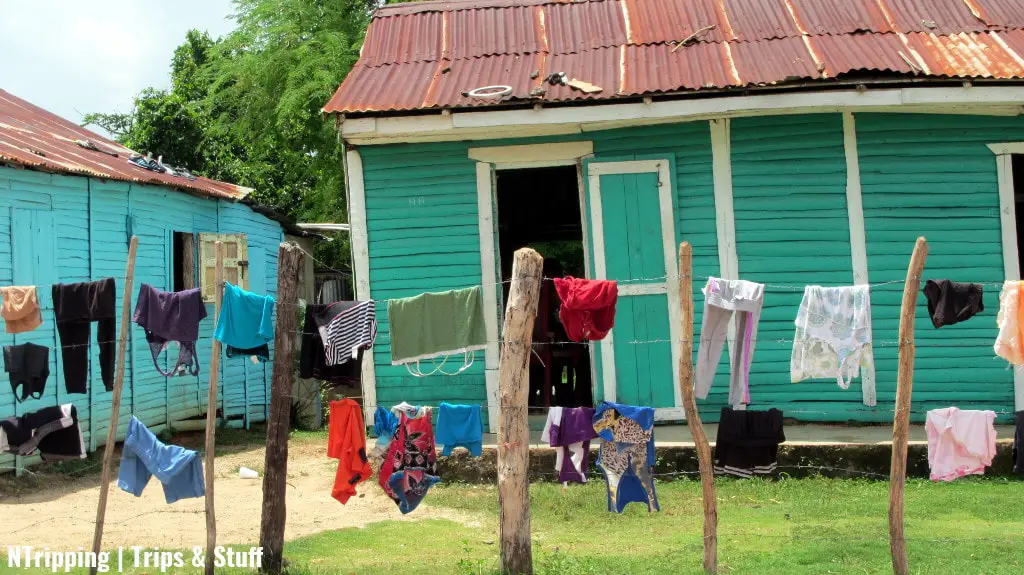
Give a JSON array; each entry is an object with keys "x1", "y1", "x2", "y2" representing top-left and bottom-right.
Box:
[
  {"x1": 388, "y1": 469, "x2": 442, "y2": 514},
  {"x1": 435, "y1": 403, "x2": 483, "y2": 457},
  {"x1": 994, "y1": 281, "x2": 1024, "y2": 365},
  {"x1": 1014, "y1": 410, "x2": 1023, "y2": 474},
  {"x1": 926, "y1": 407, "x2": 997, "y2": 482},
  {"x1": 300, "y1": 303, "x2": 364, "y2": 387},
  {"x1": 696, "y1": 277, "x2": 764, "y2": 408},
  {"x1": 714, "y1": 407, "x2": 785, "y2": 478},
  {"x1": 132, "y1": 284, "x2": 208, "y2": 377},
  {"x1": 541, "y1": 406, "x2": 597, "y2": 483},
  {"x1": 0, "y1": 404, "x2": 85, "y2": 460},
  {"x1": 791, "y1": 285, "x2": 876, "y2": 406},
  {"x1": 214, "y1": 282, "x2": 275, "y2": 362},
  {"x1": 380, "y1": 405, "x2": 439, "y2": 514},
  {"x1": 314, "y1": 300, "x2": 377, "y2": 367},
  {"x1": 592, "y1": 402, "x2": 658, "y2": 513},
  {"x1": 4, "y1": 343, "x2": 50, "y2": 403},
  {"x1": 118, "y1": 417, "x2": 205, "y2": 504},
  {"x1": 923, "y1": 280, "x2": 984, "y2": 329},
  {"x1": 327, "y1": 399, "x2": 372, "y2": 504},
  {"x1": 225, "y1": 345, "x2": 270, "y2": 362},
  {"x1": 372, "y1": 406, "x2": 399, "y2": 456},
  {"x1": 52, "y1": 278, "x2": 116, "y2": 393},
  {"x1": 387, "y1": 286, "x2": 486, "y2": 376},
  {"x1": 553, "y1": 277, "x2": 618, "y2": 342},
  {"x1": 0, "y1": 286, "x2": 43, "y2": 334}
]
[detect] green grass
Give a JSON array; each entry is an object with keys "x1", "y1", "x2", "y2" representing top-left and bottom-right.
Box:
[{"x1": 3, "y1": 477, "x2": 1022, "y2": 574}]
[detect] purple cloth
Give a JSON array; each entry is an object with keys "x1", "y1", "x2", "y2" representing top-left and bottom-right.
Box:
[
  {"x1": 132, "y1": 284, "x2": 208, "y2": 377},
  {"x1": 549, "y1": 407, "x2": 598, "y2": 483}
]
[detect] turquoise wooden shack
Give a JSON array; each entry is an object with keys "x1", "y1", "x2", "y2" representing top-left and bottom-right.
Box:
[
  {"x1": 325, "y1": 0, "x2": 1024, "y2": 431},
  {"x1": 0, "y1": 89, "x2": 288, "y2": 471}
]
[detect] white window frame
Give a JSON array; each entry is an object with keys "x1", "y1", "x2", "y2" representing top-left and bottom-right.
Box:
[{"x1": 988, "y1": 143, "x2": 1024, "y2": 411}]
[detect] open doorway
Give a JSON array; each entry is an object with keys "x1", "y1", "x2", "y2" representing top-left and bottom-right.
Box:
[
  {"x1": 1015, "y1": 155, "x2": 1024, "y2": 275},
  {"x1": 495, "y1": 165, "x2": 592, "y2": 411}
]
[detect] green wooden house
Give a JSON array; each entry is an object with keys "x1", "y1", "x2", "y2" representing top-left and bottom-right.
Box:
[{"x1": 325, "y1": 0, "x2": 1024, "y2": 431}]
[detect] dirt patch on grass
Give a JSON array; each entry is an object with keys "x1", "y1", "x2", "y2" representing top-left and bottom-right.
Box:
[{"x1": 0, "y1": 438, "x2": 474, "y2": 550}]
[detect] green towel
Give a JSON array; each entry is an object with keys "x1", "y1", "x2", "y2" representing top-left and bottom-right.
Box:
[{"x1": 387, "y1": 286, "x2": 488, "y2": 365}]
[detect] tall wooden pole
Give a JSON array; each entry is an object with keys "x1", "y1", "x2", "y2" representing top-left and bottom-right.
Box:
[
  {"x1": 497, "y1": 247, "x2": 543, "y2": 575},
  {"x1": 888, "y1": 237, "x2": 928, "y2": 575},
  {"x1": 259, "y1": 242, "x2": 304, "y2": 574},
  {"x1": 89, "y1": 236, "x2": 138, "y2": 575},
  {"x1": 678, "y1": 242, "x2": 718, "y2": 574},
  {"x1": 204, "y1": 241, "x2": 224, "y2": 575}
]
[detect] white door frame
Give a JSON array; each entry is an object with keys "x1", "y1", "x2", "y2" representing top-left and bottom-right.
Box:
[
  {"x1": 587, "y1": 159, "x2": 685, "y2": 421},
  {"x1": 471, "y1": 141, "x2": 595, "y2": 431},
  {"x1": 989, "y1": 143, "x2": 1024, "y2": 411}
]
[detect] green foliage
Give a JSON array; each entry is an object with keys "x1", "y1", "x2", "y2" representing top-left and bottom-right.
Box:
[{"x1": 84, "y1": 0, "x2": 371, "y2": 269}]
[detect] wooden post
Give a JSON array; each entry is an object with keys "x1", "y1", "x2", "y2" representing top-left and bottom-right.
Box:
[
  {"x1": 204, "y1": 241, "x2": 224, "y2": 575},
  {"x1": 497, "y1": 247, "x2": 543, "y2": 575},
  {"x1": 89, "y1": 236, "x2": 138, "y2": 575},
  {"x1": 677, "y1": 242, "x2": 718, "y2": 574},
  {"x1": 889, "y1": 237, "x2": 928, "y2": 575},
  {"x1": 259, "y1": 242, "x2": 304, "y2": 574}
]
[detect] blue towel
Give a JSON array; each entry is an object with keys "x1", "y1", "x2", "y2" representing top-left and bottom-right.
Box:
[
  {"x1": 213, "y1": 282, "x2": 275, "y2": 351},
  {"x1": 373, "y1": 406, "x2": 399, "y2": 450},
  {"x1": 434, "y1": 403, "x2": 483, "y2": 456},
  {"x1": 118, "y1": 417, "x2": 205, "y2": 504}
]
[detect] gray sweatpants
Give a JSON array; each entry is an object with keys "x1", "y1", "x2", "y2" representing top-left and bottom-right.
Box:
[{"x1": 694, "y1": 278, "x2": 764, "y2": 408}]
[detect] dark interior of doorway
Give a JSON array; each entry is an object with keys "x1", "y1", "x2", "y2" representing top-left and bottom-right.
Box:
[
  {"x1": 495, "y1": 166, "x2": 592, "y2": 411},
  {"x1": 1015, "y1": 155, "x2": 1024, "y2": 275}
]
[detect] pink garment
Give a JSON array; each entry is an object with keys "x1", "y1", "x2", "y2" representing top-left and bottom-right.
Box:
[{"x1": 925, "y1": 407, "x2": 997, "y2": 482}]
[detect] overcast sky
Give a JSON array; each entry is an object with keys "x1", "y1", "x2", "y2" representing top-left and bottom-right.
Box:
[{"x1": 0, "y1": 0, "x2": 238, "y2": 127}]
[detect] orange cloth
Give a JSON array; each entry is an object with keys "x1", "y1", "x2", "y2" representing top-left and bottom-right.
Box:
[
  {"x1": 0, "y1": 286, "x2": 42, "y2": 334},
  {"x1": 327, "y1": 399, "x2": 371, "y2": 504},
  {"x1": 995, "y1": 281, "x2": 1024, "y2": 365}
]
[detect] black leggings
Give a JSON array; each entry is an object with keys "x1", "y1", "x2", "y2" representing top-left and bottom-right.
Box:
[{"x1": 53, "y1": 278, "x2": 116, "y2": 393}]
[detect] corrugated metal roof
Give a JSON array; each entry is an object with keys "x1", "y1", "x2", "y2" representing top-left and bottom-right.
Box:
[
  {"x1": 787, "y1": 0, "x2": 893, "y2": 35},
  {"x1": 324, "y1": 0, "x2": 1024, "y2": 114},
  {"x1": 0, "y1": 89, "x2": 251, "y2": 200}
]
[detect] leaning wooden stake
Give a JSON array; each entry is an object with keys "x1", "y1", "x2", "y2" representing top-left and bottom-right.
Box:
[
  {"x1": 888, "y1": 237, "x2": 928, "y2": 575},
  {"x1": 89, "y1": 236, "x2": 138, "y2": 575},
  {"x1": 497, "y1": 247, "x2": 543, "y2": 575},
  {"x1": 678, "y1": 242, "x2": 718, "y2": 574},
  {"x1": 204, "y1": 241, "x2": 225, "y2": 575},
  {"x1": 259, "y1": 242, "x2": 304, "y2": 574}
]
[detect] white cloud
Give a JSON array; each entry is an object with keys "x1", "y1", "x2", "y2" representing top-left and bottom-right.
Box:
[{"x1": 0, "y1": 0, "x2": 237, "y2": 125}]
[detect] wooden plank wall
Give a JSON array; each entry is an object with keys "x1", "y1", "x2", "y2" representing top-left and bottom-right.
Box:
[
  {"x1": 0, "y1": 166, "x2": 283, "y2": 472},
  {"x1": 730, "y1": 114, "x2": 859, "y2": 421},
  {"x1": 857, "y1": 113, "x2": 1021, "y2": 422}
]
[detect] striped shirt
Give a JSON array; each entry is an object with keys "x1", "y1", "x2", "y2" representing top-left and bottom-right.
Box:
[{"x1": 319, "y1": 300, "x2": 377, "y2": 366}]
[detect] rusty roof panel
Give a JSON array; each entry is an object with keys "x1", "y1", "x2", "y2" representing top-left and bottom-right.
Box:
[
  {"x1": 972, "y1": 0, "x2": 1024, "y2": 28},
  {"x1": 623, "y1": 0, "x2": 732, "y2": 44},
  {"x1": 326, "y1": 0, "x2": 1024, "y2": 114},
  {"x1": 543, "y1": 1, "x2": 628, "y2": 54},
  {"x1": 324, "y1": 61, "x2": 438, "y2": 112},
  {"x1": 449, "y1": 6, "x2": 544, "y2": 59},
  {"x1": 729, "y1": 35, "x2": 820, "y2": 85},
  {"x1": 722, "y1": 0, "x2": 802, "y2": 41},
  {"x1": 810, "y1": 32, "x2": 915, "y2": 76},
  {"x1": 905, "y1": 31, "x2": 1024, "y2": 77},
  {"x1": 787, "y1": 0, "x2": 893, "y2": 34},
  {"x1": 425, "y1": 54, "x2": 544, "y2": 107},
  {"x1": 621, "y1": 42, "x2": 739, "y2": 93},
  {"x1": 881, "y1": 0, "x2": 993, "y2": 34},
  {"x1": 997, "y1": 29, "x2": 1024, "y2": 59},
  {"x1": 360, "y1": 13, "x2": 443, "y2": 66},
  {"x1": 0, "y1": 90, "x2": 249, "y2": 200},
  {"x1": 544, "y1": 47, "x2": 622, "y2": 100}
]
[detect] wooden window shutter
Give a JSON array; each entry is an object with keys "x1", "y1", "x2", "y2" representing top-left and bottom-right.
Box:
[{"x1": 199, "y1": 233, "x2": 250, "y2": 302}]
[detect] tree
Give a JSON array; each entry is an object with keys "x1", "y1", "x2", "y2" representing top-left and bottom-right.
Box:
[{"x1": 85, "y1": 1, "x2": 373, "y2": 269}]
